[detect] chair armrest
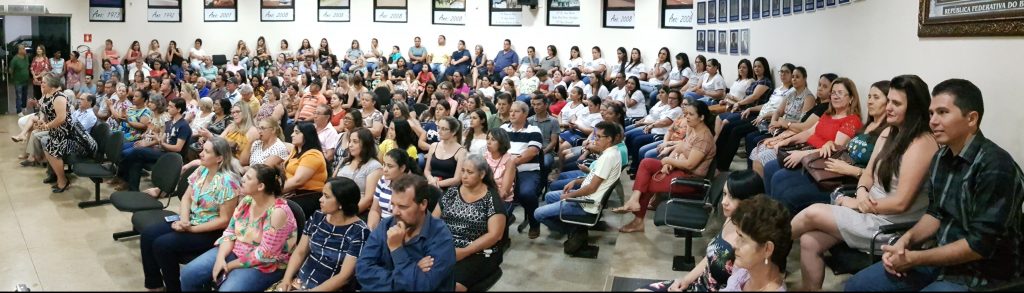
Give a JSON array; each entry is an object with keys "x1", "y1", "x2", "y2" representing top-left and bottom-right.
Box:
[
  {"x1": 671, "y1": 177, "x2": 711, "y2": 189},
  {"x1": 878, "y1": 222, "x2": 916, "y2": 234},
  {"x1": 565, "y1": 198, "x2": 595, "y2": 204}
]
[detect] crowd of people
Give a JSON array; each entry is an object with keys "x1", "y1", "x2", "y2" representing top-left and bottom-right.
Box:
[{"x1": 6, "y1": 33, "x2": 1024, "y2": 292}]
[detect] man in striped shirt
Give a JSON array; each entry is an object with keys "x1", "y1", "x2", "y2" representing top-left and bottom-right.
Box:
[
  {"x1": 846, "y1": 79, "x2": 1024, "y2": 291},
  {"x1": 502, "y1": 101, "x2": 545, "y2": 239}
]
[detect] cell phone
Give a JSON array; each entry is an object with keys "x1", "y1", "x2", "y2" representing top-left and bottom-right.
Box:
[{"x1": 164, "y1": 215, "x2": 181, "y2": 223}]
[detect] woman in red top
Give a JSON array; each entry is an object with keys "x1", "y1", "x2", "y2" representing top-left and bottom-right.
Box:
[
  {"x1": 125, "y1": 40, "x2": 143, "y2": 66},
  {"x1": 750, "y1": 77, "x2": 863, "y2": 187}
]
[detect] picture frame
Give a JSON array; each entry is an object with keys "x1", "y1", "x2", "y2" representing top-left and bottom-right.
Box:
[
  {"x1": 90, "y1": 0, "x2": 125, "y2": 22},
  {"x1": 761, "y1": 0, "x2": 771, "y2": 18},
  {"x1": 826, "y1": 0, "x2": 836, "y2": 6},
  {"x1": 261, "y1": 0, "x2": 295, "y2": 22},
  {"x1": 771, "y1": 0, "x2": 781, "y2": 16},
  {"x1": 782, "y1": 0, "x2": 791, "y2": 15},
  {"x1": 708, "y1": 0, "x2": 717, "y2": 23},
  {"x1": 794, "y1": 0, "x2": 803, "y2": 13},
  {"x1": 548, "y1": 0, "x2": 581, "y2": 27},
  {"x1": 661, "y1": 0, "x2": 694, "y2": 29},
  {"x1": 707, "y1": 29, "x2": 717, "y2": 53},
  {"x1": 697, "y1": 1, "x2": 707, "y2": 24},
  {"x1": 318, "y1": 0, "x2": 351, "y2": 22},
  {"x1": 718, "y1": 0, "x2": 727, "y2": 22},
  {"x1": 148, "y1": 0, "x2": 181, "y2": 22},
  {"x1": 717, "y1": 30, "x2": 727, "y2": 54},
  {"x1": 730, "y1": 29, "x2": 739, "y2": 54},
  {"x1": 919, "y1": 0, "x2": 1024, "y2": 37},
  {"x1": 804, "y1": 0, "x2": 815, "y2": 11},
  {"x1": 816, "y1": 0, "x2": 825, "y2": 9},
  {"x1": 374, "y1": 0, "x2": 408, "y2": 23},
  {"x1": 740, "y1": 28, "x2": 750, "y2": 55},
  {"x1": 741, "y1": 0, "x2": 751, "y2": 20},
  {"x1": 603, "y1": 0, "x2": 636, "y2": 28},
  {"x1": 697, "y1": 30, "x2": 707, "y2": 52},
  {"x1": 752, "y1": 0, "x2": 761, "y2": 19},
  {"x1": 204, "y1": 0, "x2": 237, "y2": 22},
  {"x1": 434, "y1": 0, "x2": 467, "y2": 25},
  {"x1": 729, "y1": 0, "x2": 739, "y2": 21}
]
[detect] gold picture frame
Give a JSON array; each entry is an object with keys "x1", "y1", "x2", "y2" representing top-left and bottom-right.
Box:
[{"x1": 918, "y1": 0, "x2": 1024, "y2": 37}]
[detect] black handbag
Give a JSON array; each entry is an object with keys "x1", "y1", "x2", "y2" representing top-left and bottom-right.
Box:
[{"x1": 776, "y1": 143, "x2": 810, "y2": 170}]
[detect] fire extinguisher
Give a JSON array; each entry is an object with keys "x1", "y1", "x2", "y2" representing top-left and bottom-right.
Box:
[{"x1": 84, "y1": 49, "x2": 94, "y2": 76}]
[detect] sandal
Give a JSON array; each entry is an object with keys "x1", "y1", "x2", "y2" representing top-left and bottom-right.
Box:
[{"x1": 52, "y1": 181, "x2": 71, "y2": 193}]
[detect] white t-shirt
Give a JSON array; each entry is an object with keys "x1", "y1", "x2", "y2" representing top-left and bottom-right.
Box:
[
  {"x1": 608, "y1": 86, "x2": 627, "y2": 101},
  {"x1": 701, "y1": 73, "x2": 727, "y2": 92},
  {"x1": 649, "y1": 62, "x2": 673, "y2": 85},
  {"x1": 687, "y1": 70, "x2": 707, "y2": 89},
  {"x1": 624, "y1": 63, "x2": 647, "y2": 79},
  {"x1": 619, "y1": 90, "x2": 647, "y2": 118},
  {"x1": 584, "y1": 57, "x2": 606, "y2": 72},
  {"x1": 578, "y1": 146, "x2": 622, "y2": 214},
  {"x1": 189, "y1": 48, "x2": 206, "y2": 63},
  {"x1": 249, "y1": 139, "x2": 290, "y2": 165},
  {"x1": 478, "y1": 87, "x2": 496, "y2": 99},
  {"x1": 728, "y1": 78, "x2": 755, "y2": 100},
  {"x1": 652, "y1": 106, "x2": 684, "y2": 135},
  {"x1": 644, "y1": 102, "x2": 667, "y2": 124},
  {"x1": 758, "y1": 86, "x2": 796, "y2": 119},
  {"x1": 584, "y1": 85, "x2": 609, "y2": 100},
  {"x1": 576, "y1": 111, "x2": 603, "y2": 130},
  {"x1": 567, "y1": 57, "x2": 584, "y2": 69},
  {"x1": 559, "y1": 100, "x2": 587, "y2": 125}
]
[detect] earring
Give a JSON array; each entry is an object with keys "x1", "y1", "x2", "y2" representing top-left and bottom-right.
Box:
[{"x1": 764, "y1": 258, "x2": 769, "y2": 265}]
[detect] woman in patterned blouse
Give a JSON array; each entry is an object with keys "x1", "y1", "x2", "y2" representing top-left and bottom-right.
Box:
[
  {"x1": 139, "y1": 137, "x2": 241, "y2": 291},
  {"x1": 181, "y1": 164, "x2": 299, "y2": 291},
  {"x1": 278, "y1": 177, "x2": 370, "y2": 291}
]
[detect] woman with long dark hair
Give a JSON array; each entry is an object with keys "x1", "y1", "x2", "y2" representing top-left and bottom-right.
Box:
[
  {"x1": 283, "y1": 122, "x2": 329, "y2": 217},
  {"x1": 367, "y1": 148, "x2": 423, "y2": 230},
  {"x1": 335, "y1": 128, "x2": 383, "y2": 214}
]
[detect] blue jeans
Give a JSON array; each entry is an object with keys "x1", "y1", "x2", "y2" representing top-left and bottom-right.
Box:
[
  {"x1": 845, "y1": 262, "x2": 965, "y2": 291},
  {"x1": 628, "y1": 134, "x2": 660, "y2": 173},
  {"x1": 514, "y1": 170, "x2": 543, "y2": 229},
  {"x1": 14, "y1": 84, "x2": 29, "y2": 114},
  {"x1": 366, "y1": 62, "x2": 379, "y2": 73},
  {"x1": 762, "y1": 159, "x2": 784, "y2": 194},
  {"x1": 180, "y1": 247, "x2": 286, "y2": 292},
  {"x1": 140, "y1": 221, "x2": 220, "y2": 291},
  {"x1": 684, "y1": 91, "x2": 718, "y2": 105},
  {"x1": 549, "y1": 170, "x2": 585, "y2": 191},
  {"x1": 768, "y1": 168, "x2": 829, "y2": 215},
  {"x1": 559, "y1": 130, "x2": 585, "y2": 147},
  {"x1": 121, "y1": 147, "x2": 166, "y2": 191},
  {"x1": 411, "y1": 62, "x2": 424, "y2": 76},
  {"x1": 534, "y1": 190, "x2": 590, "y2": 234},
  {"x1": 639, "y1": 141, "x2": 661, "y2": 161}
]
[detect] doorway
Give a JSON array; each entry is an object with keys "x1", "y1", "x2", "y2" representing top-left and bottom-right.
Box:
[{"x1": 2, "y1": 14, "x2": 71, "y2": 114}]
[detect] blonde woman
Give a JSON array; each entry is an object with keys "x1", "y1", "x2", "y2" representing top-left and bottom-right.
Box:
[{"x1": 146, "y1": 39, "x2": 163, "y2": 66}]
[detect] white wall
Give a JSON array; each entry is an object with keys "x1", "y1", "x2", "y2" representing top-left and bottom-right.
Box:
[{"x1": 4, "y1": 0, "x2": 1023, "y2": 162}]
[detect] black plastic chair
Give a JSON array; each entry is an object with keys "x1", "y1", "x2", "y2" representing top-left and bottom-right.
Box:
[
  {"x1": 652, "y1": 167, "x2": 727, "y2": 272},
  {"x1": 413, "y1": 103, "x2": 429, "y2": 118},
  {"x1": 110, "y1": 153, "x2": 184, "y2": 240},
  {"x1": 64, "y1": 123, "x2": 109, "y2": 173},
  {"x1": 72, "y1": 131, "x2": 125, "y2": 209},
  {"x1": 559, "y1": 181, "x2": 620, "y2": 258}
]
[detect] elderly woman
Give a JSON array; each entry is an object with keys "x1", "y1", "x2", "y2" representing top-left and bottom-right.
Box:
[
  {"x1": 36, "y1": 73, "x2": 97, "y2": 192},
  {"x1": 722, "y1": 195, "x2": 791, "y2": 291}
]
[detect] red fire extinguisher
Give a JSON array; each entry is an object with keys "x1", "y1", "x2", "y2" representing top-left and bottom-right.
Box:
[{"x1": 84, "y1": 49, "x2": 94, "y2": 76}]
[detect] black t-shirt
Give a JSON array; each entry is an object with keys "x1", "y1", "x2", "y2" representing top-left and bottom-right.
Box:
[
  {"x1": 802, "y1": 102, "x2": 829, "y2": 122},
  {"x1": 164, "y1": 118, "x2": 193, "y2": 158}
]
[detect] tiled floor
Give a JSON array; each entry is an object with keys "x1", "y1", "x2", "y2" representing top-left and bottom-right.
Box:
[{"x1": 0, "y1": 115, "x2": 848, "y2": 291}]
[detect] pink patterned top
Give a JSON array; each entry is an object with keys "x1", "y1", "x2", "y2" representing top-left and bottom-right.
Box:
[
  {"x1": 486, "y1": 152, "x2": 514, "y2": 201},
  {"x1": 216, "y1": 196, "x2": 299, "y2": 273}
]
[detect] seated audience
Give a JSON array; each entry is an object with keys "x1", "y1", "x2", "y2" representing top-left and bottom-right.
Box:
[
  {"x1": 139, "y1": 137, "x2": 241, "y2": 291},
  {"x1": 356, "y1": 175, "x2": 455, "y2": 292},
  {"x1": 502, "y1": 101, "x2": 545, "y2": 239},
  {"x1": 180, "y1": 164, "x2": 300, "y2": 291},
  {"x1": 277, "y1": 177, "x2": 370, "y2": 291},
  {"x1": 312, "y1": 105, "x2": 341, "y2": 167},
  {"x1": 244, "y1": 118, "x2": 290, "y2": 169},
  {"x1": 464, "y1": 109, "x2": 491, "y2": 157},
  {"x1": 683, "y1": 58, "x2": 725, "y2": 105},
  {"x1": 792, "y1": 75, "x2": 936, "y2": 290},
  {"x1": 432, "y1": 154, "x2": 507, "y2": 292},
  {"x1": 425, "y1": 117, "x2": 467, "y2": 190},
  {"x1": 625, "y1": 88, "x2": 684, "y2": 175},
  {"x1": 284, "y1": 122, "x2": 329, "y2": 217},
  {"x1": 334, "y1": 128, "x2": 383, "y2": 213},
  {"x1": 119, "y1": 98, "x2": 191, "y2": 191},
  {"x1": 367, "y1": 148, "x2": 423, "y2": 230},
  {"x1": 845, "y1": 79, "x2": 1024, "y2": 291},
  {"x1": 635, "y1": 171, "x2": 764, "y2": 292},
  {"x1": 713, "y1": 60, "x2": 781, "y2": 171}
]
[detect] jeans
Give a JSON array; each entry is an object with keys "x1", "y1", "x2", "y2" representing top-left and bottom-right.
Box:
[
  {"x1": 534, "y1": 190, "x2": 590, "y2": 234},
  {"x1": 762, "y1": 159, "x2": 784, "y2": 195},
  {"x1": 684, "y1": 91, "x2": 718, "y2": 105},
  {"x1": 745, "y1": 131, "x2": 771, "y2": 169},
  {"x1": 639, "y1": 141, "x2": 661, "y2": 161},
  {"x1": 767, "y1": 168, "x2": 829, "y2": 215},
  {"x1": 14, "y1": 84, "x2": 29, "y2": 114},
  {"x1": 639, "y1": 81, "x2": 661, "y2": 105},
  {"x1": 411, "y1": 62, "x2": 424, "y2": 76},
  {"x1": 140, "y1": 221, "x2": 220, "y2": 291},
  {"x1": 120, "y1": 147, "x2": 166, "y2": 191},
  {"x1": 366, "y1": 62, "x2": 379, "y2": 73},
  {"x1": 549, "y1": 170, "x2": 585, "y2": 192},
  {"x1": 845, "y1": 262, "x2": 965, "y2": 291},
  {"x1": 627, "y1": 132, "x2": 660, "y2": 174},
  {"x1": 180, "y1": 247, "x2": 286, "y2": 292},
  {"x1": 715, "y1": 113, "x2": 756, "y2": 171},
  {"x1": 431, "y1": 63, "x2": 446, "y2": 80},
  {"x1": 514, "y1": 170, "x2": 542, "y2": 229}
]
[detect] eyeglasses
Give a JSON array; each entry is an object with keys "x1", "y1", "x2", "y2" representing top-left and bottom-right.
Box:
[
  {"x1": 596, "y1": 134, "x2": 611, "y2": 140},
  {"x1": 831, "y1": 91, "x2": 849, "y2": 97}
]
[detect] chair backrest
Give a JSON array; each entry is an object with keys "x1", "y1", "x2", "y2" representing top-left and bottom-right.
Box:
[
  {"x1": 413, "y1": 103, "x2": 429, "y2": 117},
  {"x1": 286, "y1": 199, "x2": 307, "y2": 242},
  {"x1": 89, "y1": 123, "x2": 111, "y2": 161},
  {"x1": 106, "y1": 131, "x2": 126, "y2": 164},
  {"x1": 374, "y1": 86, "x2": 392, "y2": 108},
  {"x1": 150, "y1": 153, "x2": 184, "y2": 195}
]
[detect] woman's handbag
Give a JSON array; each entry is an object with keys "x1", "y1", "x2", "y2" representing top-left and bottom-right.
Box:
[
  {"x1": 801, "y1": 147, "x2": 856, "y2": 190},
  {"x1": 776, "y1": 143, "x2": 810, "y2": 170}
]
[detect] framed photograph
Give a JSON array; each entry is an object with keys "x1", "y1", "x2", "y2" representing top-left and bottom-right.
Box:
[
  {"x1": 375, "y1": 0, "x2": 408, "y2": 23},
  {"x1": 697, "y1": 30, "x2": 707, "y2": 51},
  {"x1": 729, "y1": 0, "x2": 739, "y2": 21},
  {"x1": 318, "y1": 0, "x2": 351, "y2": 22},
  {"x1": 662, "y1": 0, "x2": 694, "y2": 29},
  {"x1": 708, "y1": 0, "x2": 717, "y2": 23},
  {"x1": 782, "y1": 0, "x2": 791, "y2": 15},
  {"x1": 204, "y1": 0, "x2": 237, "y2": 22},
  {"x1": 804, "y1": 0, "x2": 815, "y2": 11},
  {"x1": 794, "y1": 0, "x2": 803, "y2": 13},
  {"x1": 548, "y1": 0, "x2": 581, "y2": 27},
  {"x1": 740, "y1": 29, "x2": 750, "y2": 55},
  {"x1": 761, "y1": 0, "x2": 770, "y2": 17},
  {"x1": 752, "y1": 0, "x2": 760, "y2": 19},
  {"x1": 919, "y1": 0, "x2": 1024, "y2": 37},
  {"x1": 826, "y1": 0, "x2": 836, "y2": 6},
  {"x1": 816, "y1": 0, "x2": 825, "y2": 9},
  {"x1": 729, "y1": 29, "x2": 739, "y2": 54},
  {"x1": 604, "y1": 0, "x2": 636, "y2": 28},
  {"x1": 148, "y1": 0, "x2": 181, "y2": 22},
  {"x1": 434, "y1": 0, "x2": 467, "y2": 25},
  {"x1": 718, "y1": 0, "x2": 727, "y2": 22},
  {"x1": 90, "y1": 0, "x2": 125, "y2": 22},
  {"x1": 707, "y1": 30, "x2": 716, "y2": 53},
  {"x1": 261, "y1": 0, "x2": 294, "y2": 22},
  {"x1": 838, "y1": 0, "x2": 849, "y2": 3},
  {"x1": 717, "y1": 30, "x2": 727, "y2": 54},
  {"x1": 697, "y1": 1, "x2": 707, "y2": 24},
  {"x1": 492, "y1": 0, "x2": 523, "y2": 26},
  {"x1": 741, "y1": 0, "x2": 751, "y2": 20},
  {"x1": 771, "y1": 0, "x2": 780, "y2": 16}
]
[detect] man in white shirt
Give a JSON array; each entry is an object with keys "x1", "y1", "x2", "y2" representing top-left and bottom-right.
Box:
[
  {"x1": 224, "y1": 78, "x2": 241, "y2": 105},
  {"x1": 534, "y1": 121, "x2": 622, "y2": 254},
  {"x1": 607, "y1": 73, "x2": 627, "y2": 101},
  {"x1": 501, "y1": 101, "x2": 545, "y2": 238},
  {"x1": 313, "y1": 105, "x2": 340, "y2": 166}
]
